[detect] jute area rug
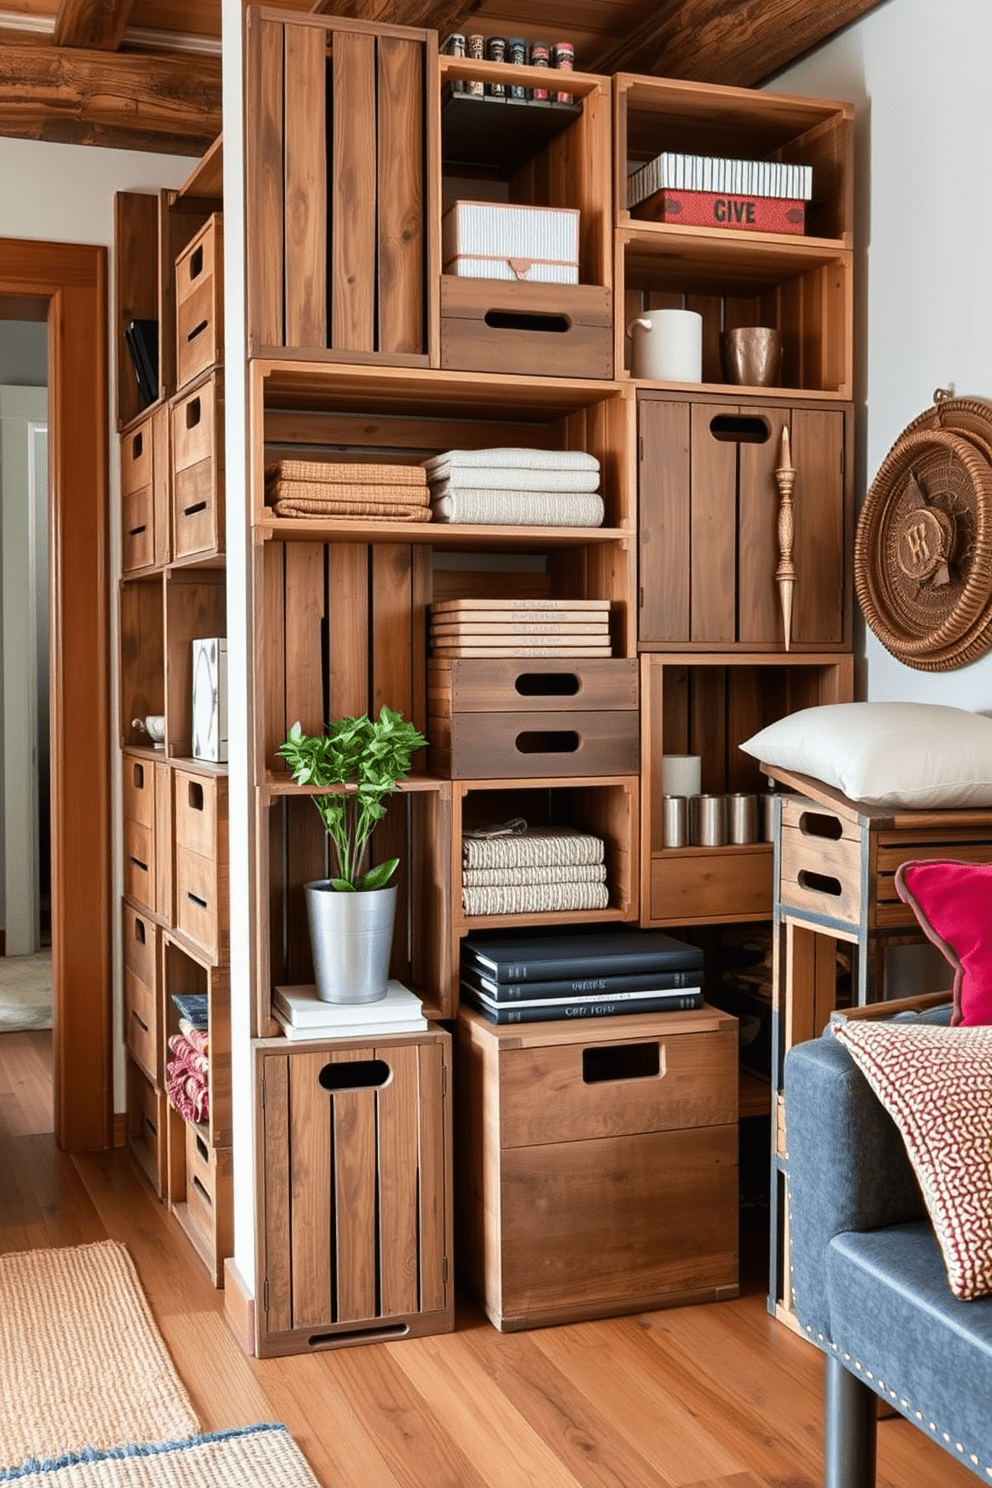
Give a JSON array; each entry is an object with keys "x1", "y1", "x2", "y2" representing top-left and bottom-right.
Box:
[{"x1": 0, "y1": 1241, "x2": 320, "y2": 1487}]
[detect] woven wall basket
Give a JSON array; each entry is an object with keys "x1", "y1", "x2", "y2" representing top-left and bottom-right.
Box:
[{"x1": 854, "y1": 397, "x2": 992, "y2": 671}]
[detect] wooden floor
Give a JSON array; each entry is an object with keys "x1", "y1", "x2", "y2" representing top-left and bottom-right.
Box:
[{"x1": 0, "y1": 1028, "x2": 974, "y2": 1488}]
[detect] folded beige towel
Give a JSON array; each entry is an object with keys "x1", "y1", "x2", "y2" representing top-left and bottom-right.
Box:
[
  {"x1": 273, "y1": 496, "x2": 432, "y2": 522},
  {"x1": 267, "y1": 459, "x2": 427, "y2": 487}
]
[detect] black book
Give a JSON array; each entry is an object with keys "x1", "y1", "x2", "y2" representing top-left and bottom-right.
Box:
[
  {"x1": 463, "y1": 929, "x2": 704, "y2": 984},
  {"x1": 124, "y1": 318, "x2": 159, "y2": 407},
  {"x1": 460, "y1": 960, "x2": 704, "y2": 1004},
  {"x1": 461, "y1": 983, "x2": 705, "y2": 1025}
]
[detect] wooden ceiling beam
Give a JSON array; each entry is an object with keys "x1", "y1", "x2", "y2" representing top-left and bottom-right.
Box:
[
  {"x1": 53, "y1": 0, "x2": 140, "y2": 51},
  {"x1": 309, "y1": 0, "x2": 487, "y2": 38},
  {"x1": 587, "y1": 0, "x2": 886, "y2": 83},
  {"x1": 0, "y1": 43, "x2": 220, "y2": 154}
]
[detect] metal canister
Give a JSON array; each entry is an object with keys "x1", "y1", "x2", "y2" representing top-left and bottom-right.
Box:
[
  {"x1": 485, "y1": 36, "x2": 507, "y2": 98},
  {"x1": 465, "y1": 34, "x2": 485, "y2": 96},
  {"x1": 443, "y1": 33, "x2": 466, "y2": 93},
  {"x1": 727, "y1": 793, "x2": 759, "y2": 844},
  {"x1": 661, "y1": 795, "x2": 688, "y2": 849},
  {"x1": 552, "y1": 40, "x2": 574, "y2": 103},
  {"x1": 530, "y1": 40, "x2": 550, "y2": 101},
  {"x1": 689, "y1": 794, "x2": 727, "y2": 847},
  {"x1": 507, "y1": 37, "x2": 528, "y2": 99}
]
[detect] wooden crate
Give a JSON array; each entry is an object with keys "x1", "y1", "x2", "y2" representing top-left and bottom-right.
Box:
[
  {"x1": 126, "y1": 1057, "x2": 167, "y2": 1198},
  {"x1": 169, "y1": 1113, "x2": 233, "y2": 1287},
  {"x1": 164, "y1": 569, "x2": 227, "y2": 759},
  {"x1": 254, "y1": 1028, "x2": 454, "y2": 1356},
  {"x1": 245, "y1": 11, "x2": 435, "y2": 363},
  {"x1": 171, "y1": 371, "x2": 224, "y2": 562},
  {"x1": 638, "y1": 652, "x2": 854, "y2": 927},
  {"x1": 173, "y1": 766, "x2": 229, "y2": 963},
  {"x1": 162, "y1": 933, "x2": 231, "y2": 1149},
  {"x1": 120, "y1": 406, "x2": 170, "y2": 573},
  {"x1": 455, "y1": 1004, "x2": 739, "y2": 1330},
  {"x1": 123, "y1": 899, "x2": 160, "y2": 1084},
  {"x1": 637, "y1": 394, "x2": 853, "y2": 651},
  {"x1": 119, "y1": 578, "x2": 165, "y2": 750},
  {"x1": 440, "y1": 278, "x2": 613, "y2": 379},
  {"x1": 176, "y1": 213, "x2": 223, "y2": 391}
]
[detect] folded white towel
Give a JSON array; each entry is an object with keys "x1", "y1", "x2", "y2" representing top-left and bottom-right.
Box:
[
  {"x1": 431, "y1": 490, "x2": 605, "y2": 527},
  {"x1": 429, "y1": 468, "x2": 600, "y2": 494},
  {"x1": 424, "y1": 447, "x2": 600, "y2": 478}
]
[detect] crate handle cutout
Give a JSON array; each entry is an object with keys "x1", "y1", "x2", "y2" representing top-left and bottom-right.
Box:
[
  {"x1": 797, "y1": 869, "x2": 843, "y2": 897},
  {"x1": 126, "y1": 520, "x2": 148, "y2": 538},
  {"x1": 187, "y1": 890, "x2": 208, "y2": 910},
  {"x1": 484, "y1": 309, "x2": 571, "y2": 334},
  {"x1": 134, "y1": 919, "x2": 146, "y2": 945},
  {"x1": 798, "y1": 811, "x2": 844, "y2": 841},
  {"x1": 131, "y1": 1009, "x2": 149, "y2": 1035},
  {"x1": 708, "y1": 414, "x2": 771, "y2": 444},
  {"x1": 514, "y1": 730, "x2": 579, "y2": 754},
  {"x1": 191, "y1": 1174, "x2": 213, "y2": 1209},
  {"x1": 131, "y1": 431, "x2": 143, "y2": 458},
  {"x1": 195, "y1": 1132, "x2": 209, "y2": 1162},
  {"x1": 582, "y1": 1041, "x2": 663, "y2": 1084},
  {"x1": 185, "y1": 396, "x2": 202, "y2": 429},
  {"x1": 188, "y1": 244, "x2": 204, "y2": 281},
  {"x1": 144, "y1": 1115, "x2": 158, "y2": 1139},
  {"x1": 318, "y1": 1059, "x2": 391, "y2": 1092},
  {"x1": 182, "y1": 500, "x2": 208, "y2": 517},
  {"x1": 188, "y1": 781, "x2": 205, "y2": 812},
  {"x1": 132, "y1": 762, "x2": 145, "y2": 789},
  {"x1": 186, "y1": 320, "x2": 209, "y2": 345},
  {"x1": 515, "y1": 672, "x2": 580, "y2": 697},
  {"x1": 307, "y1": 1323, "x2": 409, "y2": 1349},
  {"x1": 129, "y1": 855, "x2": 149, "y2": 874}
]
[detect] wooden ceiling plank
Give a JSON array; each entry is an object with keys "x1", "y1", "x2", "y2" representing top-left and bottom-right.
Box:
[
  {"x1": 309, "y1": 0, "x2": 487, "y2": 34},
  {"x1": 0, "y1": 42, "x2": 220, "y2": 153},
  {"x1": 54, "y1": 0, "x2": 140, "y2": 50},
  {"x1": 587, "y1": 0, "x2": 886, "y2": 83}
]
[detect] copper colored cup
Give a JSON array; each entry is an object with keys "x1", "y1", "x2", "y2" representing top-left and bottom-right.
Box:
[{"x1": 721, "y1": 326, "x2": 783, "y2": 387}]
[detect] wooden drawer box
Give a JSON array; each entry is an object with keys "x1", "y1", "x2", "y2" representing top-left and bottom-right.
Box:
[
  {"x1": 171, "y1": 372, "x2": 224, "y2": 562},
  {"x1": 649, "y1": 843, "x2": 773, "y2": 926},
  {"x1": 254, "y1": 1030, "x2": 454, "y2": 1356},
  {"x1": 122, "y1": 755, "x2": 172, "y2": 919},
  {"x1": 440, "y1": 277, "x2": 613, "y2": 380},
  {"x1": 169, "y1": 1115, "x2": 232, "y2": 1287},
  {"x1": 173, "y1": 768, "x2": 228, "y2": 961},
  {"x1": 455, "y1": 1005, "x2": 739, "y2": 1331},
  {"x1": 176, "y1": 213, "x2": 223, "y2": 391},
  {"x1": 126, "y1": 1058, "x2": 166, "y2": 1198},
  {"x1": 120, "y1": 406, "x2": 170, "y2": 573},
  {"x1": 123, "y1": 901, "x2": 160, "y2": 1083},
  {"x1": 429, "y1": 658, "x2": 638, "y2": 779}
]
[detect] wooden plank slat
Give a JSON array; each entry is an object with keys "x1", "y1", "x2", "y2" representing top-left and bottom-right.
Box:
[
  {"x1": 792, "y1": 408, "x2": 845, "y2": 644},
  {"x1": 376, "y1": 36, "x2": 424, "y2": 356},
  {"x1": 328, "y1": 544, "x2": 369, "y2": 718},
  {"x1": 331, "y1": 31, "x2": 377, "y2": 352},
  {"x1": 284, "y1": 542, "x2": 326, "y2": 738},
  {"x1": 260, "y1": 1054, "x2": 293, "y2": 1337},
  {"x1": 289, "y1": 1051, "x2": 333, "y2": 1328},
  {"x1": 247, "y1": 13, "x2": 286, "y2": 352},
  {"x1": 690, "y1": 402, "x2": 736, "y2": 644},
  {"x1": 416, "y1": 1039, "x2": 447, "y2": 1314},
  {"x1": 639, "y1": 398, "x2": 690, "y2": 643},
  {"x1": 284, "y1": 22, "x2": 328, "y2": 349},
  {"x1": 333, "y1": 1055, "x2": 378, "y2": 1322},
  {"x1": 376, "y1": 1041, "x2": 420, "y2": 1317}
]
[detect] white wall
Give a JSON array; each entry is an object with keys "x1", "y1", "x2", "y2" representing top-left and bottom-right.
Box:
[
  {"x1": 770, "y1": 0, "x2": 992, "y2": 706},
  {"x1": 0, "y1": 137, "x2": 196, "y2": 1104}
]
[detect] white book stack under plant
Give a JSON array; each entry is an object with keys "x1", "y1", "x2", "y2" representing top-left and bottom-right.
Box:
[{"x1": 272, "y1": 981, "x2": 428, "y2": 1041}]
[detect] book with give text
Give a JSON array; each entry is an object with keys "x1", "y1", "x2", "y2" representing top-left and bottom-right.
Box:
[{"x1": 633, "y1": 188, "x2": 805, "y2": 235}]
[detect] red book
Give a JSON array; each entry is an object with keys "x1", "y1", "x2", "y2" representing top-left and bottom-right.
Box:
[{"x1": 633, "y1": 188, "x2": 805, "y2": 235}]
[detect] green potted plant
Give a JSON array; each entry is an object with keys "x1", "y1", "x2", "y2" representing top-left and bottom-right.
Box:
[{"x1": 278, "y1": 706, "x2": 426, "y2": 1004}]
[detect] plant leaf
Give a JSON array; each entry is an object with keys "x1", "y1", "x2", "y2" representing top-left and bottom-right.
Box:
[{"x1": 357, "y1": 859, "x2": 398, "y2": 891}]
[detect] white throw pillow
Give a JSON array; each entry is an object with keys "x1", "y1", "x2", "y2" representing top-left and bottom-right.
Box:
[{"x1": 738, "y1": 701, "x2": 992, "y2": 808}]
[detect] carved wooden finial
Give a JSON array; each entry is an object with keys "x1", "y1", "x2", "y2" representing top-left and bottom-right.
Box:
[{"x1": 775, "y1": 425, "x2": 796, "y2": 651}]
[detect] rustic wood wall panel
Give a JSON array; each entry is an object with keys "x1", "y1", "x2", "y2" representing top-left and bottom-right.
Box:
[
  {"x1": 377, "y1": 37, "x2": 424, "y2": 356},
  {"x1": 248, "y1": 15, "x2": 285, "y2": 352},
  {"x1": 327, "y1": 544, "x2": 370, "y2": 717},
  {"x1": 285, "y1": 24, "x2": 328, "y2": 348},
  {"x1": 331, "y1": 32, "x2": 377, "y2": 352},
  {"x1": 284, "y1": 542, "x2": 326, "y2": 734}
]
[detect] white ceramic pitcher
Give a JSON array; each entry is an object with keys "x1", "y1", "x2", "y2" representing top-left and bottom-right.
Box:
[{"x1": 626, "y1": 309, "x2": 703, "y2": 382}]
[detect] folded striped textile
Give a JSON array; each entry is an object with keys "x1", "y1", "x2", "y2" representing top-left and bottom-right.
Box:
[
  {"x1": 462, "y1": 881, "x2": 610, "y2": 915},
  {"x1": 431, "y1": 490, "x2": 604, "y2": 526},
  {"x1": 178, "y1": 1019, "x2": 209, "y2": 1055},
  {"x1": 273, "y1": 495, "x2": 432, "y2": 521},
  {"x1": 168, "y1": 1031, "x2": 209, "y2": 1077},
  {"x1": 462, "y1": 862, "x2": 608, "y2": 887},
  {"x1": 166, "y1": 1062, "x2": 209, "y2": 1124},
  {"x1": 428, "y1": 468, "x2": 601, "y2": 493},
  {"x1": 269, "y1": 481, "x2": 429, "y2": 506},
  {"x1": 424, "y1": 447, "x2": 599, "y2": 477},
  {"x1": 463, "y1": 825, "x2": 606, "y2": 870},
  {"x1": 268, "y1": 459, "x2": 427, "y2": 486}
]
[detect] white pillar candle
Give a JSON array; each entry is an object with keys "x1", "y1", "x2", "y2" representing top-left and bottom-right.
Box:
[{"x1": 661, "y1": 754, "x2": 702, "y2": 797}]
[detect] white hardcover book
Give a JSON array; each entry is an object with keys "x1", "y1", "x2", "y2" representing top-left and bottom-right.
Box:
[
  {"x1": 191, "y1": 636, "x2": 228, "y2": 763},
  {"x1": 273, "y1": 979, "x2": 424, "y2": 1026},
  {"x1": 273, "y1": 1010, "x2": 428, "y2": 1041}
]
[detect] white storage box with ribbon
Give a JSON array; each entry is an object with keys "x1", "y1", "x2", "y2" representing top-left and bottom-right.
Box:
[{"x1": 442, "y1": 200, "x2": 580, "y2": 284}]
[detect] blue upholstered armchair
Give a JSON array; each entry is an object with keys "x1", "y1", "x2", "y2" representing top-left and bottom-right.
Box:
[{"x1": 784, "y1": 998, "x2": 992, "y2": 1488}]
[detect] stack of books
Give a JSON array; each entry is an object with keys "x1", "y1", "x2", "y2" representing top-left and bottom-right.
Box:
[
  {"x1": 627, "y1": 150, "x2": 813, "y2": 235},
  {"x1": 430, "y1": 597, "x2": 612, "y2": 658},
  {"x1": 460, "y1": 929, "x2": 705, "y2": 1024},
  {"x1": 273, "y1": 981, "x2": 428, "y2": 1041}
]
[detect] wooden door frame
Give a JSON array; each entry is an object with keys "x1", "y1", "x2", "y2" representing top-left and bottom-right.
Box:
[{"x1": 0, "y1": 239, "x2": 112, "y2": 1152}]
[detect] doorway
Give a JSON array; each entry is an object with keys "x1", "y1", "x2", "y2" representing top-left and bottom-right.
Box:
[{"x1": 0, "y1": 239, "x2": 112, "y2": 1152}]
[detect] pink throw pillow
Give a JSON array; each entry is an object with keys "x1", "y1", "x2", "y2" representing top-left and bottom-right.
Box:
[{"x1": 894, "y1": 859, "x2": 992, "y2": 1026}]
